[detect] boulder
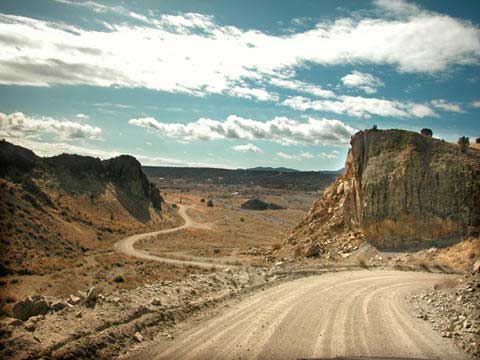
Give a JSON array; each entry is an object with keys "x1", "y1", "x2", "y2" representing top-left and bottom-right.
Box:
[
  {"x1": 12, "y1": 296, "x2": 50, "y2": 321},
  {"x1": 304, "y1": 242, "x2": 319, "y2": 258}
]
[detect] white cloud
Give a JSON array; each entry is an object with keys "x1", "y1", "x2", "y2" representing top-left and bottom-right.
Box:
[
  {"x1": 277, "y1": 151, "x2": 314, "y2": 160},
  {"x1": 0, "y1": 112, "x2": 102, "y2": 140},
  {"x1": 231, "y1": 143, "x2": 263, "y2": 153},
  {"x1": 472, "y1": 100, "x2": 480, "y2": 108},
  {"x1": 283, "y1": 95, "x2": 437, "y2": 118},
  {"x1": 6, "y1": 137, "x2": 233, "y2": 168},
  {"x1": 374, "y1": 0, "x2": 420, "y2": 16},
  {"x1": 227, "y1": 86, "x2": 279, "y2": 102},
  {"x1": 341, "y1": 71, "x2": 384, "y2": 94},
  {"x1": 129, "y1": 115, "x2": 356, "y2": 145},
  {"x1": 319, "y1": 152, "x2": 337, "y2": 160},
  {"x1": 269, "y1": 78, "x2": 335, "y2": 98},
  {"x1": 0, "y1": 5, "x2": 478, "y2": 100},
  {"x1": 430, "y1": 99, "x2": 464, "y2": 113},
  {"x1": 76, "y1": 113, "x2": 89, "y2": 119}
]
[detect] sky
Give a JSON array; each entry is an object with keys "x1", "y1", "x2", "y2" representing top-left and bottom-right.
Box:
[{"x1": 0, "y1": 0, "x2": 479, "y2": 171}]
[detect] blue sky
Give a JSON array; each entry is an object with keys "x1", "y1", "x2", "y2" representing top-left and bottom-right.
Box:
[{"x1": 0, "y1": 0, "x2": 479, "y2": 170}]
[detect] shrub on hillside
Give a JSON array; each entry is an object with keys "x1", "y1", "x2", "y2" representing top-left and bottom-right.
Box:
[
  {"x1": 207, "y1": 200, "x2": 214, "y2": 207},
  {"x1": 458, "y1": 136, "x2": 470, "y2": 153},
  {"x1": 421, "y1": 128, "x2": 433, "y2": 137}
]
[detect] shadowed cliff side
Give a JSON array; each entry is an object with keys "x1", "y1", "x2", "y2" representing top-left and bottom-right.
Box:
[{"x1": 284, "y1": 129, "x2": 480, "y2": 257}]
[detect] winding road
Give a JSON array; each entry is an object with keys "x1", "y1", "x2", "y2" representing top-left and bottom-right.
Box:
[
  {"x1": 139, "y1": 270, "x2": 467, "y2": 360},
  {"x1": 114, "y1": 204, "x2": 227, "y2": 269}
]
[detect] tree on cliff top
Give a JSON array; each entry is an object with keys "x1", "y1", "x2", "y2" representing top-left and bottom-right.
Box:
[
  {"x1": 421, "y1": 128, "x2": 433, "y2": 137},
  {"x1": 458, "y1": 136, "x2": 470, "y2": 152}
]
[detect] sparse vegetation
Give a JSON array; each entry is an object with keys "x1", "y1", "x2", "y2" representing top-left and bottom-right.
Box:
[
  {"x1": 458, "y1": 136, "x2": 470, "y2": 152},
  {"x1": 421, "y1": 128, "x2": 433, "y2": 137},
  {"x1": 207, "y1": 199, "x2": 214, "y2": 207}
]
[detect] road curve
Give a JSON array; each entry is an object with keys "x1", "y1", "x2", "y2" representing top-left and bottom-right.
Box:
[
  {"x1": 114, "y1": 204, "x2": 227, "y2": 269},
  {"x1": 141, "y1": 270, "x2": 468, "y2": 360}
]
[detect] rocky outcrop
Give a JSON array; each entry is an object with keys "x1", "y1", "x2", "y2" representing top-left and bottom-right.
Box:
[
  {"x1": 241, "y1": 198, "x2": 284, "y2": 210},
  {"x1": 0, "y1": 140, "x2": 163, "y2": 211},
  {"x1": 287, "y1": 129, "x2": 480, "y2": 255}
]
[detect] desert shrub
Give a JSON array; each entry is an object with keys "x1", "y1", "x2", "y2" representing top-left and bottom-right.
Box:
[
  {"x1": 458, "y1": 136, "x2": 470, "y2": 152},
  {"x1": 372, "y1": 124, "x2": 378, "y2": 130},
  {"x1": 240, "y1": 217, "x2": 245, "y2": 222},
  {"x1": 271, "y1": 243, "x2": 281, "y2": 251},
  {"x1": 200, "y1": 198, "x2": 205, "y2": 203},
  {"x1": 207, "y1": 200, "x2": 214, "y2": 207},
  {"x1": 420, "y1": 128, "x2": 433, "y2": 137},
  {"x1": 476, "y1": 137, "x2": 480, "y2": 144},
  {"x1": 113, "y1": 275, "x2": 125, "y2": 283},
  {"x1": 171, "y1": 203, "x2": 177, "y2": 208}
]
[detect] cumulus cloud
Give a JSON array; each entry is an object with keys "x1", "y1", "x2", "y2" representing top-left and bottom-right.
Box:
[
  {"x1": 341, "y1": 71, "x2": 384, "y2": 94},
  {"x1": 129, "y1": 115, "x2": 356, "y2": 145},
  {"x1": 76, "y1": 113, "x2": 89, "y2": 119},
  {"x1": 269, "y1": 78, "x2": 335, "y2": 98},
  {"x1": 472, "y1": 100, "x2": 480, "y2": 108},
  {"x1": 0, "y1": 112, "x2": 102, "y2": 140},
  {"x1": 0, "y1": 3, "x2": 479, "y2": 100},
  {"x1": 319, "y1": 152, "x2": 338, "y2": 160},
  {"x1": 277, "y1": 151, "x2": 315, "y2": 160},
  {"x1": 283, "y1": 95, "x2": 437, "y2": 118},
  {"x1": 430, "y1": 99, "x2": 465, "y2": 113},
  {"x1": 231, "y1": 143, "x2": 263, "y2": 153}
]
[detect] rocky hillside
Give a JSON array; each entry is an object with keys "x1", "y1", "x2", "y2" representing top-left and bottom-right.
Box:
[
  {"x1": 0, "y1": 140, "x2": 167, "y2": 276},
  {"x1": 284, "y1": 129, "x2": 480, "y2": 258}
]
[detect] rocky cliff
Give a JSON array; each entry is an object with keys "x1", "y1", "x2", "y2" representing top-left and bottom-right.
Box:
[
  {"x1": 285, "y1": 129, "x2": 480, "y2": 257},
  {"x1": 0, "y1": 140, "x2": 167, "y2": 275}
]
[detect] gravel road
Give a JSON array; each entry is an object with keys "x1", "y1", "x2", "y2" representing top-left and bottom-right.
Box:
[
  {"x1": 114, "y1": 204, "x2": 227, "y2": 269},
  {"x1": 140, "y1": 270, "x2": 468, "y2": 360}
]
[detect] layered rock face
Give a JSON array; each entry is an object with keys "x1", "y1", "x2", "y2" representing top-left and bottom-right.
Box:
[{"x1": 287, "y1": 129, "x2": 480, "y2": 254}]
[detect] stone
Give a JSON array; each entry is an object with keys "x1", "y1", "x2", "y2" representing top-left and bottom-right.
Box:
[
  {"x1": 12, "y1": 296, "x2": 50, "y2": 321},
  {"x1": 151, "y1": 298, "x2": 162, "y2": 306},
  {"x1": 68, "y1": 295, "x2": 81, "y2": 305},
  {"x1": 75, "y1": 311, "x2": 82, "y2": 318},
  {"x1": 473, "y1": 258, "x2": 480, "y2": 274},
  {"x1": 304, "y1": 242, "x2": 319, "y2": 258},
  {"x1": 85, "y1": 286, "x2": 98, "y2": 303},
  {"x1": 134, "y1": 332, "x2": 143, "y2": 342},
  {"x1": 51, "y1": 301, "x2": 67, "y2": 312},
  {"x1": 223, "y1": 268, "x2": 232, "y2": 274}
]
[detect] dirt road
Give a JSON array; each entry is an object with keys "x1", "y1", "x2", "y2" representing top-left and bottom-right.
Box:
[
  {"x1": 139, "y1": 270, "x2": 468, "y2": 360},
  {"x1": 114, "y1": 204, "x2": 226, "y2": 269}
]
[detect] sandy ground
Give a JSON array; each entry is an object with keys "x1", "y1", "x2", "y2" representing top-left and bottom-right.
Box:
[{"x1": 135, "y1": 270, "x2": 469, "y2": 360}]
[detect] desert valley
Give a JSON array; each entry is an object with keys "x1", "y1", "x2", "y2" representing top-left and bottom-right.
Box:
[
  {"x1": 0, "y1": 128, "x2": 479, "y2": 359},
  {"x1": 1, "y1": 1, "x2": 480, "y2": 359}
]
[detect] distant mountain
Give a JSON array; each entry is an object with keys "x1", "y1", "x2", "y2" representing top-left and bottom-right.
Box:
[
  {"x1": 320, "y1": 168, "x2": 345, "y2": 175},
  {"x1": 246, "y1": 166, "x2": 300, "y2": 172}
]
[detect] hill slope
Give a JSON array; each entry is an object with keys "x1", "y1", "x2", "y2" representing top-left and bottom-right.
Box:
[
  {"x1": 0, "y1": 140, "x2": 169, "y2": 275},
  {"x1": 284, "y1": 129, "x2": 480, "y2": 257}
]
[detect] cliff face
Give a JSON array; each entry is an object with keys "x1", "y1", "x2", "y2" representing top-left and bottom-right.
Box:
[{"x1": 287, "y1": 129, "x2": 480, "y2": 254}]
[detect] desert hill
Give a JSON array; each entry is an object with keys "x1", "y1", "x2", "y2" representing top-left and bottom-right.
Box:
[
  {"x1": 282, "y1": 129, "x2": 480, "y2": 258},
  {"x1": 0, "y1": 140, "x2": 170, "y2": 276},
  {"x1": 143, "y1": 166, "x2": 337, "y2": 191}
]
